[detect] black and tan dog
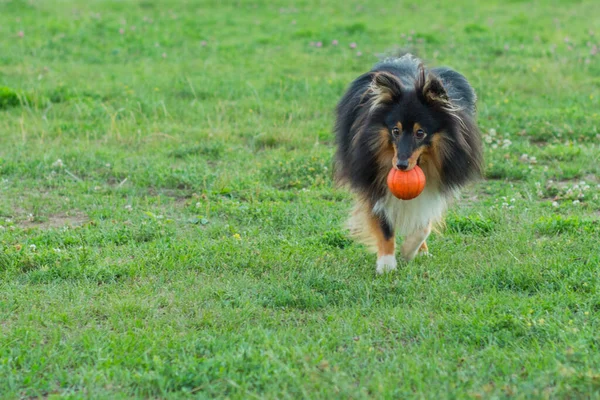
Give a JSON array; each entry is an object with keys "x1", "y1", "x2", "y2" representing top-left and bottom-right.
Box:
[{"x1": 334, "y1": 54, "x2": 483, "y2": 274}]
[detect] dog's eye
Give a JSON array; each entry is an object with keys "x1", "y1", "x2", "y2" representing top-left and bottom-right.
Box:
[
  {"x1": 391, "y1": 127, "x2": 400, "y2": 136},
  {"x1": 415, "y1": 129, "x2": 427, "y2": 139}
]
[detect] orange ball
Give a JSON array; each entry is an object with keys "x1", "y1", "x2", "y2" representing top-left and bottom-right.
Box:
[{"x1": 387, "y1": 165, "x2": 426, "y2": 200}]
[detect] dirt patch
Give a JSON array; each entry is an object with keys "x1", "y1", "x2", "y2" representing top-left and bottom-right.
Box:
[
  {"x1": 17, "y1": 211, "x2": 88, "y2": 230},
  {"x1": 554, "y1": 174, "x2": 599, "y2": 185},
  {"x1": 456, "y1": 184, "x2": 493, "y2": 205},
  {"x1": 583, "y1": 174, "x2": 600, "y2": 184},
  {"x1": 144, "y1": 189, "x2": 196, "y2": 208}
]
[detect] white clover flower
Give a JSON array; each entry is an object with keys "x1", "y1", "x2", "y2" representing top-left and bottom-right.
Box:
[{"x1": 552, "y1": 201, "x2": 559, "y2": 207}]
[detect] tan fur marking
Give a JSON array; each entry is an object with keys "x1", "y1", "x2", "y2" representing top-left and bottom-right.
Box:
[
  {"x1": 428, "y1": 133, "x2": 448, "y2": 172},
  {"x1": 419, "y1": 241, "x2": 428, "y2": 253},
  {"x1": 390, "y1": 122, "x2": 408, "y2": 169},
  {"x1": 413, "y1": 123, "x2": 423, "y2": 134},
  {"x1": 367, "y1": 211, "x2": 395, "y2": 257},
  {"x1": 407, "y1": 146, "x2": 426, "y2": 170},
  {"x1": 372, "y1": 128, "x2": 392, "y2": 152},
  {"x1": 347, "y1": 197, "x2": 394, "y2": 257},
  {"x1": 374, "y1": 128, "x2": 395, "y2": 187},
  {"x1": 389, "y1": 123, "x2": 403, "y2": 162}
]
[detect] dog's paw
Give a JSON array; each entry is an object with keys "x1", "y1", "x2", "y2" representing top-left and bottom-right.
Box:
[{"x1": 376, "y1": 255, "x2": 397, "y2": 275}]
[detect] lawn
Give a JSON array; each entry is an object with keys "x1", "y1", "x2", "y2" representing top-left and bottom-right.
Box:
[{"x1": 1, "y1": 0, "x2": 600, "y2": 398}]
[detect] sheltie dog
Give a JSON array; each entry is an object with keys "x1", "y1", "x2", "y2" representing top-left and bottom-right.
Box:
[{"x1": 334, "y1": 54, "x2": 483, "y2": 274}]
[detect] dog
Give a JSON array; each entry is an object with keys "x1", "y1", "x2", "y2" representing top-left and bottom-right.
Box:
[{"x1": 334, "y1": 54, "x2": 483, "y2": 274}]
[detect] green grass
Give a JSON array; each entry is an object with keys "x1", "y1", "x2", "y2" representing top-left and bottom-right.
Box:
[{"x1": 1, "y1": 0, "x2": 600, "y2": 398}]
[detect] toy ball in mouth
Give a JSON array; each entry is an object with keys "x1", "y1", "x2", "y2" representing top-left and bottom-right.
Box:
[{"x1": 387, "y1": 165, "x2": 426, "y2": 200}]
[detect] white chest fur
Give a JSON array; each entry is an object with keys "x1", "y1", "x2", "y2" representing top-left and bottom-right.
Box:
[{"x1": 372, "y1": 182, "x2": 448, "y2": 236}]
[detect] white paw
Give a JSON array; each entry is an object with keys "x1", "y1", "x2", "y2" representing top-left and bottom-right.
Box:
[
  {"x1": 417, "y1": 251, "x2": 432, "y2": 258},
  {"x1": 376, "y1": 255, "x2": 397, "y2": 275}
]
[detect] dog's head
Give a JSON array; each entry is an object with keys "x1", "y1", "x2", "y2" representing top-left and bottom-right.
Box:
[{"x1": 365, "y1": 67, "x2": 482, "y2": 190}]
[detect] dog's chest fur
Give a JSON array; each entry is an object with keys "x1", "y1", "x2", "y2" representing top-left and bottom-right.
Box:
[
  {"x1": 373, "y1": 176, "x2": 449, "y2": 236},
  {"x1": 373, "y1": 160, "x2": 455, "y2": 236}
]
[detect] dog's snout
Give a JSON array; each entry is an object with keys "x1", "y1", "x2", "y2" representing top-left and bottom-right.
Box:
[{"x1": 396, "y1": 159, "x2": 409, "y2": 171}]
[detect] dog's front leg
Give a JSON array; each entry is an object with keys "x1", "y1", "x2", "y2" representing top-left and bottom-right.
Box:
[
  {"x1": 400, "y1": 222, "x2": 431, "y2": 261},
  {"x1": 347, "y1": 200, "x2": 397, "y2": 274},
  {"x1": 368, "y1": 213, "x2": 397, "y2": 275}
]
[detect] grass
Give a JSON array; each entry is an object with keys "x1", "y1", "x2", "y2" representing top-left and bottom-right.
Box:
[{"x1": 1, "y1": 0, "x2": 600, "y2": 398}]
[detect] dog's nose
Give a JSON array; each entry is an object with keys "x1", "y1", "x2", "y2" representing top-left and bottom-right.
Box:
[{"x1": 396, "y1": 160, "x2": 409, "y2": 171}]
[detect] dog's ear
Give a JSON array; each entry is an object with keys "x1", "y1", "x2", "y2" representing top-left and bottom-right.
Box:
[
  {"x1": 422, "y1": 74, "x2": 450, "y2": 105},
  {"x1": 369, "y1": 71, "x2": 402, "y2": 107}
]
